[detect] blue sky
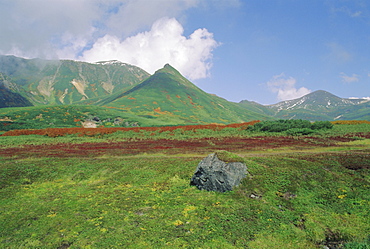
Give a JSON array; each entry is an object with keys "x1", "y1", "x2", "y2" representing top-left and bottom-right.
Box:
[{"x1": 1, "y1": 0, "x2": 369, "y2": 104}]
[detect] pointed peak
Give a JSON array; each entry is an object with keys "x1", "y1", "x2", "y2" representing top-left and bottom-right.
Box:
[{"x1": 155, "y1": 63, "x2": 181, "y2": 75}]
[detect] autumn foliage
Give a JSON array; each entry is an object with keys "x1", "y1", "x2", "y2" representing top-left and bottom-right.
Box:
[
  {"x1": 1, "y1": 121, "x2": 260, "y2": 137},
  {"x1": 331, "y1": 120, "x2": 370, "y2": 125}
]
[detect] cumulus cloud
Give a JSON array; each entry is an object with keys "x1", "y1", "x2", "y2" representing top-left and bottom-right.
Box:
[
  {"x1": 340, "y1": 72, "x2": 359, "y2": 83},
  {"x1": 267, "y1": 73, "x2": 311, "y2": 101},
  {"x1": 80, "y1": 17, "x2": 219, "y2": 80}
]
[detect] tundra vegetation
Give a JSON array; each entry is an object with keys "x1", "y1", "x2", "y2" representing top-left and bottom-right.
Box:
[{"x1": 0, "y1": 120, "x2": 369, "y2": 248}]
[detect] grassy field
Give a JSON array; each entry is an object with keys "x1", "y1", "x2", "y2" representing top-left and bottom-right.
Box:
[{"x1": 0, "y1": 123, "x2": 369, "y2": 248}]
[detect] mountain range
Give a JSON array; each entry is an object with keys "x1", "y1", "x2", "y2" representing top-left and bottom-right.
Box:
[
  {"x1": 0, "y1": 55, "x2": 369, "y2": 124},
  {"x1": 239, "y1": 90, "x2": 370, "y2": 121}
]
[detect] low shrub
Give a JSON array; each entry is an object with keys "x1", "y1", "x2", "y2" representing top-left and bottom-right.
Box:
[
  {"x1": 311, "y1": 121, "x2": 334, "y2": 130},
  {"x1": 248, "y1": 119, "x2": 333, "y2": 134},
  {"x1": 285, "y1": 128, "x2": 315, "y2": 136}
]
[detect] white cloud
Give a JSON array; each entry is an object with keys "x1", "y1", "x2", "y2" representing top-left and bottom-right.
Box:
[
  {"x1": 80, "y1": 17, "x2": 219, "y2": 80},
  {"x1": 340, "y1": 72, "x2": 359, "y2": 83},
  {"x1": 267, "y1": 73, "x2": 311, "y2": 101}
]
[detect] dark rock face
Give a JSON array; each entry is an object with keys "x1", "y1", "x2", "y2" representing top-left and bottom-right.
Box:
[{"x1": 190, "y1": 153, "x2": 247, "y2": 192}]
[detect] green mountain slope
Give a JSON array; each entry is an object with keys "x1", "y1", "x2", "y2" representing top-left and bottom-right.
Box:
[
  {"x1": 0, "y1": 73, "x2": 32, "y2": 108},
  {"x1": 0, "y1": 55, "x2": 150, "y2": 106},
  {"x1": 334, "y1": 101, "x2": 370, "y2": 120},
  {"x1": 238, "y1": 100, "x2": 274, "y2": 116},
  {"x1": 98, "y1": 64, "x2": 269, "y2": 124}
]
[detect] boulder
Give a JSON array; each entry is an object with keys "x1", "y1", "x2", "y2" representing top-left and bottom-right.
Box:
[{"x1": 190, "y1": 152, "x2": 247, "y2": 192}]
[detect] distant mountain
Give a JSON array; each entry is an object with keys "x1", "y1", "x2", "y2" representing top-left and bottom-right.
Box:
[
  {"x1": 0, "y1": 73, "x2": 32, "y2": 108},
  {"x1": 238, "y1": 100, "x2": 274, "y2": 116},
  {"x1": 0, "y1": 55, "x2": 149, "y2": 106},
  {"x1": 238, "y1": 90, "x2": 370, "y2": 121},
  {"x1": 96, "y1": 64, "x2": 270, "y2": 124}
]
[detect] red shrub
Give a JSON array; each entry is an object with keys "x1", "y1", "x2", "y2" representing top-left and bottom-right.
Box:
[{"x1": 0, "y1": 121, "x2": 260, "y2": 137}]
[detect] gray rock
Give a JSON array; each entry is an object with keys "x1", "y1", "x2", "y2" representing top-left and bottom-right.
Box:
[{"x1": 190, "y1": 153, "x2": 247, "y2": 192}]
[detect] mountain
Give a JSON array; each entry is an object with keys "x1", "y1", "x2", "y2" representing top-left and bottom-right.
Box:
[
  {"x1": 0, "y1": 73, "x2": 32, "y2": 108},
  {"x1": 238, "y1": 100, "x2": 274, "y2": 117},
  {"x1": 238, "y1": 90, "x2": 370, "y2": 121},
  {"x1": 96, "y1": 64, "x2": 270, "y2": 124},
  {"x1": 0, "y1": 55, "x2": 149, "y2": 106}
]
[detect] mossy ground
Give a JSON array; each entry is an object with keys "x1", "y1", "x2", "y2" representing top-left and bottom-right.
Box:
[
  {"x1": 215, "y1": 150, "x2": 246, "y2": 163},
  {"x1": 0, "y1": 124, "x2": 369, "y2": 248}
]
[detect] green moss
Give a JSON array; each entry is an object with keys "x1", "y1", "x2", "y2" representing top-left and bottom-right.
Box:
[{"x1": 215, "y1": 150, "x2": 245, "y2": 163}]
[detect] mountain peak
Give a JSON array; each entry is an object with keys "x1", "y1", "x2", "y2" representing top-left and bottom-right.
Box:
[
  {"x1": 307, "y1": 90, "x2": 338, "y2": 98},
  {"x1": 155, "y1": 63, "x2": 180, "y2": 75}
]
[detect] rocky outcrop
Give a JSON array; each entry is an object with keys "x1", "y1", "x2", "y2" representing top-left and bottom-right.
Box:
[{"x1": 190, "y1": 152, "x2": 247, "y2": 192}]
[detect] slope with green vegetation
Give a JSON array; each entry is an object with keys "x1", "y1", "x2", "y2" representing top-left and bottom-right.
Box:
[
  {"x1": 98, "y1": 64, "x2": 270, "y2": 124},
  {"x1": 0, "y1": 55, "x2": 149, "y2": 106},
  {"x1": 0, "y1": 105, "x2": 173, "y2": 131},
  {"x1": 334, "y1": 101, "x2": 370, "y2": 121},
  {"x1": 0, "y1": 73, "x2": 32, "y2": 108},
  {"x1": 237, "y1": 99, "x2": 275, "y2": 117}
]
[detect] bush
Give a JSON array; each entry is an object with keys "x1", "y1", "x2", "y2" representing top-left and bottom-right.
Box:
[
  {"x1": 247, "y1": 119, "x2": 333, "y2": 134},
  {"x1": 311, "y1": 121, "x2": 333, "y2": 130},
  {"x1": 286, "y1": 128, "x2": 315, "y2": 136}
]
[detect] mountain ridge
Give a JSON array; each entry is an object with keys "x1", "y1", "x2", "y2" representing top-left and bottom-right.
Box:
[
  {"x1": 238, "y1": 90, "x2": 370, "y2": 121},
  {"x1": 0, "y1": 55, "x2": 150, "y2": 106}
]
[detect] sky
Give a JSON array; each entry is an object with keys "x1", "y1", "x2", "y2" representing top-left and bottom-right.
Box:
[{"x1": 1, "y1": 0, "x2": 370, "y2": 105}]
